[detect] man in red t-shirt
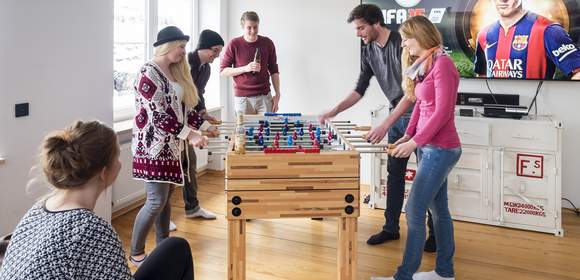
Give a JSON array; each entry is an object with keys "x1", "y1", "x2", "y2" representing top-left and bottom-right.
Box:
[{"x1": 220, "y1": 11, "x2": 281, "y2": 114}]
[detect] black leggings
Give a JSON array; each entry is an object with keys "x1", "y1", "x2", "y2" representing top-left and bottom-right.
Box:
[{"x1": 134, "y1": 237, "x2": 194, "y2": 280}]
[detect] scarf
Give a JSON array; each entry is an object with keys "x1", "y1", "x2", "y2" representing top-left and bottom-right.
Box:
[{"x1": 404, "y1": 46, "x2": 444, "y2": 82}]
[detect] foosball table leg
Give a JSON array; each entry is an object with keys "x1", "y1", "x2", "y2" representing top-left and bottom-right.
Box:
[
  {"x1": 337, "y1": 217, "x2": 358, "y2": 280},
  {"x1": 228, "y1": 219, "x2": 246, "y2": 280}
]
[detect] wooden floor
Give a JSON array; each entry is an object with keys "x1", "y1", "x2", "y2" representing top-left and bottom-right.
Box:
[{"x1": 113, "y1": 171, "x2": 580, "y2": 280}]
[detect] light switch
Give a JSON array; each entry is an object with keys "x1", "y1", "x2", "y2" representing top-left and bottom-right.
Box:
[{"x1": 15, "y1": 103, "x2": 29, "y2": 117}]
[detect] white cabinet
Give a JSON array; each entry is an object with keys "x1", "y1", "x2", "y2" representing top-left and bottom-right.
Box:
[
  {"x1": 491, "y1": 142, "x2": 561, "y2": 235},
  {"x1": 370, "y1": 107, "x2": 563, "y2": 236},
  {"x1": 447, "y1": 147, "x2": 491, "y2": 223}
]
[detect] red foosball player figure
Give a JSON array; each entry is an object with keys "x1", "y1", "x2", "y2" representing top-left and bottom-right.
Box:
[{"x1": 313, "y1": 139, "x2": 320, "y2": 148}]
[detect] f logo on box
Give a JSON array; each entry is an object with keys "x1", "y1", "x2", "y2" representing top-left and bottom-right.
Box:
[{"x1": 516, "y1": 154, "x2": 544, "y2": 179}]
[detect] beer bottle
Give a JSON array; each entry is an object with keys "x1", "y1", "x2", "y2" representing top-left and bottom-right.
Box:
[
  {"x1": 234, "y1": 114, "x2": 246, "y2": 154},
  {"x1": 252, "y1": 47, "x2": 260, "y2": 75}
]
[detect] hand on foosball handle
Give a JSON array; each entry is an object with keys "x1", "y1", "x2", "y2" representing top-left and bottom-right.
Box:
[
  {"x1": 200, "y1": 112, "x2": 221, "y2": 125},
  {"x1": 362, "y1": 124, "x2": 388, "y2": 144},
  {"x1": 391, "y1": 136, "x2": 415, "y2": 158},
  {"x1": 393, "y1": 135, "x2": 411, "y2": 146},
  {"x1": 318, "y1": 110, "x2": 336, "y2": 125},
  {"x1": 384, "y1": 137, "x2": 410, "y2": 156},
  {"x1": 202, "y1": 130, "x2": 220, "y2": 138},
  {"x1": 385, "y1": 143, "x2": 397, "y2": 156},
  {"x1": 206, "y1": 116, "x2": 221, "y2": 125},
  {"x1": 187, "y1": 131, "x2": 209, "y2": 148}
]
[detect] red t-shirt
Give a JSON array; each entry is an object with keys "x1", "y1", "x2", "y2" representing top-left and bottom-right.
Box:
[{"x1": 220, "y1": 35, "x2": 279, "y2": 97}]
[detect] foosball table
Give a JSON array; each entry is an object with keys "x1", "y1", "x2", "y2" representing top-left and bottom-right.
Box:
[{"x1": 210, "y1": 113, "x2": 391, "y2": 280}]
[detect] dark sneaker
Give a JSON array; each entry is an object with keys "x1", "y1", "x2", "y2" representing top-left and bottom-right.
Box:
[
  {"x1": 366, "y1": 231, "x2": 400, "y2": 245},
  {"x1": 423, "y1": 235, "x2": 437, "y2": 253}
]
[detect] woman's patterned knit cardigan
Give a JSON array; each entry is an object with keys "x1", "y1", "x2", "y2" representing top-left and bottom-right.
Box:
[{"x1": 131, "y1": 62, "x2": 203, "y2": 185}]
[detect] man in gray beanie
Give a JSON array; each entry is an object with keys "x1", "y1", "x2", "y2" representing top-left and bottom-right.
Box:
[{"x1": 170, "y1": 30, "x2": 225, "y2": 231}]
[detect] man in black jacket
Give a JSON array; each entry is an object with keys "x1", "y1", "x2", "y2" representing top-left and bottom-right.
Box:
[
  {"x1": 189, "y1": 29, "x2": 225, "y2": 124},
  {"x1": 319, "y1": 4, "x2": 436, "y2": 252},
  {"x1": 171, "y1": 30, "x2": 224, "y2": 231}
]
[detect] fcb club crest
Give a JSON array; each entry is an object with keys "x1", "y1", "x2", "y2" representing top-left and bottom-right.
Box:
[{"x1": 512, "y1": 35, "x2": 529, "y2": 51}]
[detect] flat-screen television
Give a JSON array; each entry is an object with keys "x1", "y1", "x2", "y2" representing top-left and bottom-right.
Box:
[{"x1": 362, "y1": 0, "x2": 580, "y2": 81}]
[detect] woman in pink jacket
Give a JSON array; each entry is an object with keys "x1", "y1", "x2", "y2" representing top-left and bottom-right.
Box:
[{"x1": 372, "y1": 16, "x2": 461, "y2": 280}]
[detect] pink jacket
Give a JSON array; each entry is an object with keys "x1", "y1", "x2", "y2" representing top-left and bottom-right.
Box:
[{"x1": 405, "y1": 54, "x2": 461, "y2": 149}]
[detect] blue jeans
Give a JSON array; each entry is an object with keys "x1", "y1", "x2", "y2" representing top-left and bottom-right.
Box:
[
  {"x1": 384, "y1": 116, "x2": 434, "y2": 237},
  {"x1": 131, "y1": 182, "x2": 175, "y2": 255},
  {"x1": 394, "y1": 145, "x2": 462, "y2": 280}
]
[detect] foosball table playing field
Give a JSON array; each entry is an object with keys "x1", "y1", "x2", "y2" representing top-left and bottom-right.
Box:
[{"x1": 209, "y1": 113, "x2": 392, "y2": 280}]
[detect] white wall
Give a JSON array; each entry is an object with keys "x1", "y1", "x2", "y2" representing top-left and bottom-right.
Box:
[
  {"x1": 225, "y1": 0, "x2": 368, "y2": 121},
  {"x1": 0, "y1": 0, "x2": 113, "y2": 235},
  {"x1": 223, "y1": 0, "x2": 580, "y2": 207},
  {"x1": 112, "y1": 141, "x2": 143, "y2": 212}
]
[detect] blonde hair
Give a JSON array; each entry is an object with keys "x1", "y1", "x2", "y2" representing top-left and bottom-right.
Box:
[
  {"x1": 154, "y1": 40, "x2": 199, "y2": 108},
  {"x1": 41, "y1": 121, "x2": 118, "y2": 189},
  {"x1": 241, "y1": 11, "x2": 260, "y2": 25},
  {"x1": 399, "y1": 16, "x2": 442, "y2": 101}
]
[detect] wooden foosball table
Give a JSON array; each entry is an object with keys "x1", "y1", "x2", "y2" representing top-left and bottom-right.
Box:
[{"x1": 211, "y1": 113, "x2": 390, "y2": 280}]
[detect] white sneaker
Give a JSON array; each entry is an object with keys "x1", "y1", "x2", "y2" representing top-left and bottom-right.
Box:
[
  {"x1": 413, "y1": 271, "x2": 454, "y2": 280},
  {"x1": 186, "y1": 207, "x2": 217, "y2": 219},
  {"x1": 370, "y1": 277, "x2": 394, "y2": 280},
  {"x1": 169, "y1": 220, "x2": 177, "y2": 232}
]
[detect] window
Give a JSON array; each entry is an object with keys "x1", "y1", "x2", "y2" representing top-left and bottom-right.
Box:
[
  {"x1": 113, "y1": 0, "x2": 195, "y2": 122},
  {"x1": 158, "y1": 0, "x2": 193, "y2": 42},
  {"x1": 113, "y1": 0, "x2": 146, "y2": 122}
]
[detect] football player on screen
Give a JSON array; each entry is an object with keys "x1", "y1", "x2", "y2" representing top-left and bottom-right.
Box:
[{"x1": 474, "y1": 0, "x2": 580, "y2": 80}]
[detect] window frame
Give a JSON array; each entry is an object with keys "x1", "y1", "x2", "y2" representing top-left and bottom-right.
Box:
[{"x1": 113, "y1": 0, "x2": 197, "y2": 122}]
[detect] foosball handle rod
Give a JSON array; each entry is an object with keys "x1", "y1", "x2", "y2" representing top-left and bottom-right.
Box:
[
  {"x1": 354, "y1": 147, "x2": 397, "y2": 154},
  {"x1": 336, "y1": 125, "x2": 371, "y2": 131}
]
